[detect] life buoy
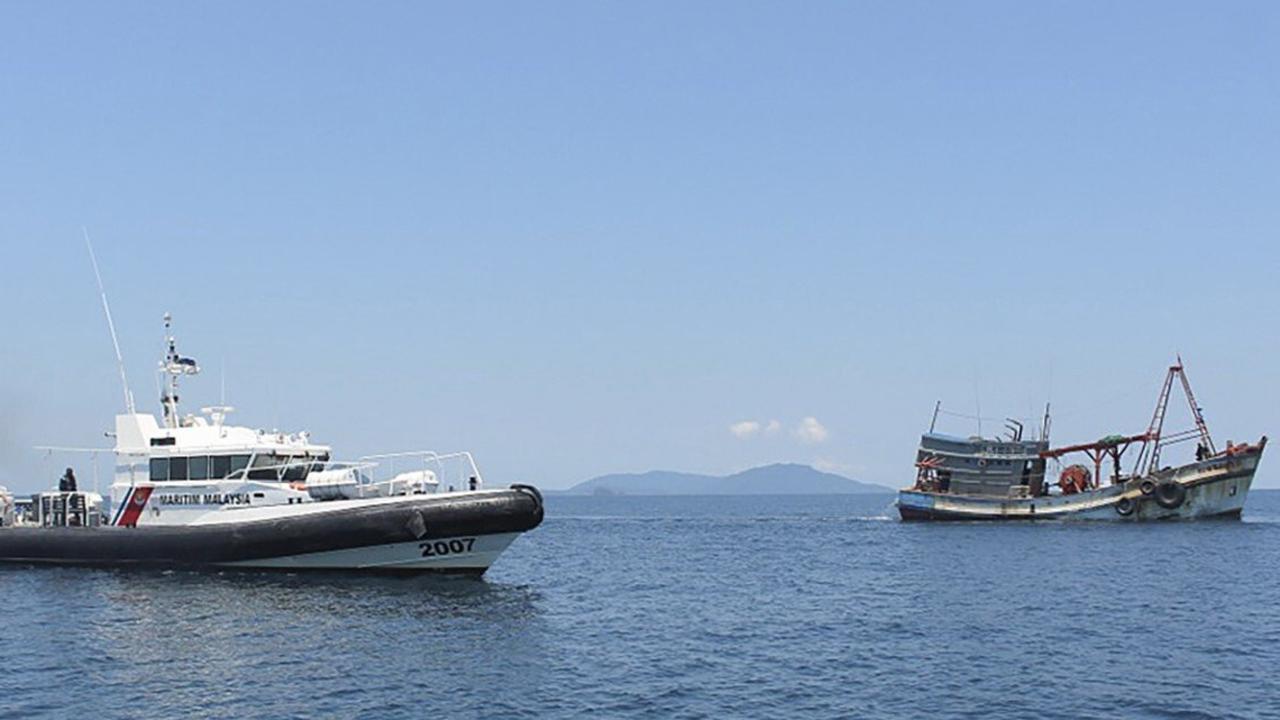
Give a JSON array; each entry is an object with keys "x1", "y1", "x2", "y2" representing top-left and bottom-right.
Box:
[
  {"x1": 1139, "y1": 479, "x2": 1156, "y2": 496},
  {"x1": 1115, "y1": 497, "x2": 1136, "y2": 516},
  {"x1": 1154, "y1": 481, "x2": 1187, "y2": 509}
]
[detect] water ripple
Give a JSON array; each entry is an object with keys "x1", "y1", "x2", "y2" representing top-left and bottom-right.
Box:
[{"x1": 3, "y1": 492, "x2": 1280, "y2": 719}]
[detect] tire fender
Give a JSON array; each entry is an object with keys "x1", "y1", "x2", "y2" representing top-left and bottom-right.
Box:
[{"x1": 1153, "y1": 481, "x2": 1187, "y2": 510}]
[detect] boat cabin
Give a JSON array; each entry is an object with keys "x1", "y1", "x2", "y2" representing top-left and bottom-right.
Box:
[
  {"x1": 915, "y1": 433, "x2": 1049, "y2": 498},
  {"x1": 105, "y1": 406, "x2": 361, "y2": 525}
]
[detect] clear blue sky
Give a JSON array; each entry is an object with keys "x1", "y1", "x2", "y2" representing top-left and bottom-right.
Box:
[{"x1": 1, "y1": 1, "x2": 1277, "y2": 491}]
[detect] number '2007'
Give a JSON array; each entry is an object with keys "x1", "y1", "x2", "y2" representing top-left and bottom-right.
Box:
[{"x1": 420, "y1": 538, "x2": 476, "y2": 557}]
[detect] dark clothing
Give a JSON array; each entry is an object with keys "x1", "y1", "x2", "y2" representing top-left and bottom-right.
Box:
[{"x1": 59, "y1": 470, "x2": 77, "y2": 493}]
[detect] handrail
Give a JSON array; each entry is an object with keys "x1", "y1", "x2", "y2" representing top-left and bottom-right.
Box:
[
  {"x1": 225, "y1": 459, "x2": 378, "y2": 479},
  {"x1": 32, "y1": 446, "x2": 111, "y2": 493},
  {"x1": 357, "y1": 450, "x2": 485, "y2": 488},
  {"x1": 222, "y1": 451, "x2": 484, "y2": 490}
]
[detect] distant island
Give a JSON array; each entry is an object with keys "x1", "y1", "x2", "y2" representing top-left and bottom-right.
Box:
[{"x1": 558, "y1": 463, "x2": 893, "y2": 496}]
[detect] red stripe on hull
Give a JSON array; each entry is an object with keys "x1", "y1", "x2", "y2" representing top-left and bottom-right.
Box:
[{"x1": 117, "y1": 486, "x2": 153, "y2": 527}]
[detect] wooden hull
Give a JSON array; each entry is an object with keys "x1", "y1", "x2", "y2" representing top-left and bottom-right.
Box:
[{"x1": 898, "y1": 450, "x2": 1262, "y2": 522}]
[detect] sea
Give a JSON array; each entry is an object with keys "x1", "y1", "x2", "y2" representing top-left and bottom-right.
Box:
[{"x1": 3, "y1": 491, "x2": 1280, "y2": 720}]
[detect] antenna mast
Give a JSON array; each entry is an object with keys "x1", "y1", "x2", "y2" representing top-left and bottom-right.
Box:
[
  {"x1": 84, "y1": 229, "x2": 136, "y2": 414},
  {"x1": 160, "y1": 313, "x2": 200, "y2": 428}
]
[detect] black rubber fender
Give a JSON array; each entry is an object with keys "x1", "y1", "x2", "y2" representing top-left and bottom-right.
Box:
[
  {"x1": 1154, "y1": 481, "x2": 1187, "y2": 509},
  {"x1": 510, "y1": 484, "x2": 544, "y2": 515},
  {"x1": 0, "y1": 489, "x2": 545, "y2": 567},
  {"x1": 1139, "y1": 479, "x2": 1156, "y2": 496},
  {"x1": 1115, "y1": 496, "x2": 1137, "y2": 517}
]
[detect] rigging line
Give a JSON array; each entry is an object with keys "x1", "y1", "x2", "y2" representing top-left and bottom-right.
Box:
[
  {"x1": 972, "y1": 366, "x2": 982, "y2": 439},
  {"x1": 936, "y1": 409, "x2": 1026, "y2": 422}
]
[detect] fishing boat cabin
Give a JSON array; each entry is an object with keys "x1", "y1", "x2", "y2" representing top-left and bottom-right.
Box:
[{"x1": 913, "y1": 415, "x2": 1050, "y2": 498}]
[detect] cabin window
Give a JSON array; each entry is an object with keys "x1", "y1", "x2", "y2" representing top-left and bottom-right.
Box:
[
  {"x1": 310, "y1": 453, "x2": 330, "y2": 473},
  {"x1": 189, "y1": 456, "x2": 210, "y2": 481},
  {"x1": 211, "y1": 455, "x2": 231, "y2": 479},
  {"x1": 150, "y1": 457, "x2": 169, "y2": 482},
  {"x1": 169, "y1": 456, "x2": 189, "y2": 481},
  {"x1": 248, "y1": 454, "x2": 280, "y2": 481},
  {"x1": 229, "y1": 455, "x2": 250, "y2": 478},
  {"x1": 282, "y1": 456, "x2": 308, "y2": 482}
]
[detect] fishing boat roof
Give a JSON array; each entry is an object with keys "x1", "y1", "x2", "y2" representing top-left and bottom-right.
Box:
[
  {"x1": 921, "y1": 431, "x2": 1046, "y2": 447},
  {"x1": 919, "y1": 432, "x2": 1047, "y2": 457},
  {"x1": 922, "y1": 432, "x2": 979, "y2": 444}
]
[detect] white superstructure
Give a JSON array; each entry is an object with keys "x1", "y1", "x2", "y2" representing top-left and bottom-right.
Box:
[{"x1": 101, "y1": 314, "x2": 479, "y2": 528}]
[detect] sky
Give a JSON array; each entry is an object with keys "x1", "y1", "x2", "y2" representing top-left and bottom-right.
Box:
[{"x1": 1, "y1": 1, "x2": 1277, "y2": 492}]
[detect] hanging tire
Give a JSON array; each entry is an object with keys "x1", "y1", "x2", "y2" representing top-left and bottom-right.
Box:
[
  {"x1": 1154, "y1": 481, "x2": 1187, "y2": 509},
  {"x1": 1115, "y1": 497, "x2": 1136, "y2": 517},
  {"x1": 1139, "y1": 479, "x2": 1156, "y2": 496}
]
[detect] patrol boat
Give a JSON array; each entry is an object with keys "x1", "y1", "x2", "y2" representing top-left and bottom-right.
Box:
[
  {"x1": 898, "y1": 359, "x2": 1266, "y2": 521},
  {"x1": 0, "y1": 315, "x2": 543, "y2": 573}
]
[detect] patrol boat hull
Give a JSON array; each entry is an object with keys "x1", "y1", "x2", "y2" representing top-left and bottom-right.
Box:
[
  {"x1": 899, "y1": 449, "x2": 1262, "y2": 522},
  {"x1": 0, "y1": 486, "x2": 543, "y2": 574}
]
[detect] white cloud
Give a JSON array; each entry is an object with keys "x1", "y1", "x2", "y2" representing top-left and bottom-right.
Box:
[
  {"x1": 764, "y1": 419, "x2": 782, "y2": 435},
  {"x1": 729, "y1": 420, "x2": 762, "y2": 439},
  {"x1": 793, "y1": 416, "x2": 829, "y2": 444}
]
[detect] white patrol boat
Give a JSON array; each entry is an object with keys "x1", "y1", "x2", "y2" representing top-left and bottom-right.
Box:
[{"x1": 0, "y1": 315, "x2": 543, "y2": 574}]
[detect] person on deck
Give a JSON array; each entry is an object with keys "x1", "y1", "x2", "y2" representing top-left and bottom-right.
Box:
[{"x1": 58, "y1": 468, "x2": 77, "y2": 493}]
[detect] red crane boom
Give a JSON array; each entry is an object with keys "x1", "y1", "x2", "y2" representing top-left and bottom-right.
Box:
[{"x1": 1042, "y1": 359, "x2": 1216, "y2": 487}]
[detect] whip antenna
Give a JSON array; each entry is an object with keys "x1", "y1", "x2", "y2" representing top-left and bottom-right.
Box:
[{"x1": 84, "y1": 228, "x2": 136, "y2": 414}]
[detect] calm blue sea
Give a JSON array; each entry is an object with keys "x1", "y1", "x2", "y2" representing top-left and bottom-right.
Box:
[{"x1": 3, "y1": 491, "x2": 1280, "y2": 719}]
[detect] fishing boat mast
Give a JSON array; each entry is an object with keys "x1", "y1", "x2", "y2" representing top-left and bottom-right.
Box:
[
  {"x1": 1041, "y1": 358, "x2": 1218, "y2": 489},
  {"x1": 1134, "y1": 357, "x2": 1215, "y2": 476}
]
